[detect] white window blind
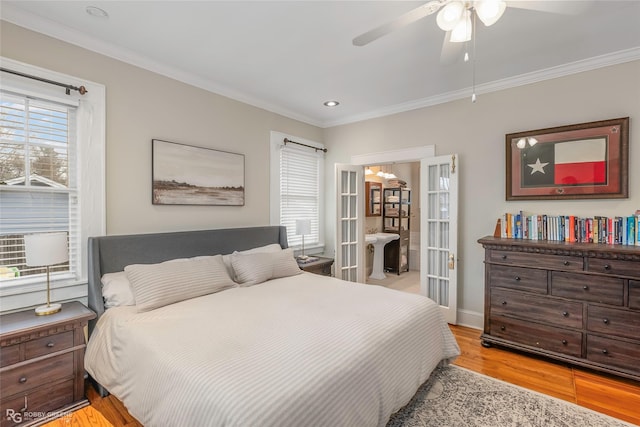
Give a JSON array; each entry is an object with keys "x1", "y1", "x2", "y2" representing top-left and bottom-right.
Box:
[
  {"x1": 0, "y1": 91, "x2": 78, "y2": 281},
  {"x1": 271, "y1": 133, "x2": 325, "y2": 251}
]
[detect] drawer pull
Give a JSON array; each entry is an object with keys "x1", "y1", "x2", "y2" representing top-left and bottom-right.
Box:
[
  {"x1": 563, "y1": 261, "x2": 570, "y2": 266},
  {"x1": 19, "y1": 376, "x2": 27, "y2": 384},
  {"x1": 500, "y1": 326, "x2": 506, "y2": 331},
  {"x1": 602, "y1": 349, "x2": 609, "y2": 355},
  {"x1": 562, "y1": 340, "x2": 568, "y2": 345},
  {"x1": 583, "y1": 285, "x2": 589, "y2": 290},
  {"x1": 514, "y1": 276, "x2": 521, "y2": 281},
  {"x1": 562, "y1": 311, "x2": 569, "y2": 317},
  {"x1": 501, "y1": 301, "x2": 507, "y2": 305},
  {"x1": 604, "y1": 264, "x2": 611, "y2": 270},
  {"x1": 501, "y1": 255, "x2": 507, "y2": 260},
  {"x1": 46, "y1": 342, "x2": 55, "y2": 348},
  {"x1": 603, "y1": 318, "x2": 609, "y2": 324}
]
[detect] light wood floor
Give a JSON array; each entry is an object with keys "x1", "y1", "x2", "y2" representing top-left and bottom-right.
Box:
[{"x1": 65, "y1": 324, "x2": 640, "y2": 427}]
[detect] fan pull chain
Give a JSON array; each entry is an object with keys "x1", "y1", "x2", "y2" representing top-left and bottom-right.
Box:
[{"x1": 471, "y1": 9, "x2": 477, "y2": 103}]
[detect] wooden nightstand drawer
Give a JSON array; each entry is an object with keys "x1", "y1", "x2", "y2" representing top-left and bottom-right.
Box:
[
  {"x1": 490, "y1": 250, "x2": 582, "y2": 271},
  {"x1": 0, "y1": 379, "x2": 74, "y2": 427},
  {"x1": 489, "y1": 265, "x2": 547, "y2": 293},
  {"x1": 1, "y1": 352, "x2": 74, "y2": 397},
  {"x1": 0, "y1": 345, "x2": 20, "y2": 368},
  {"x1": 630, "y1": 281, "x2": 640, "y2": 310},
  {"x1": 491, "y1": 288, "x2": 583, "y2": 329},
  {"x1": 551, "y1": 271, "x2": 624, "y2": 306},
  {"x1": 490, "y1": 316, "x2": 583, "y2": 357},
  {"x1": 587, "y1": 334, "x2": 640, "y2": 375},
  {"x1": 587, "y1": 305, "x2": 640, "y2": 341},
  {"x1": 298, "y1": 256, "x2": 334, "y2": 277},
  {"x1": 25, "y1": 330, "x2": 74, "y2": 359}
]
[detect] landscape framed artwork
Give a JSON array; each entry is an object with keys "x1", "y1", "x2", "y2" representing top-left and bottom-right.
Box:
[
  {"x1": 506, "y1": 117, "x2": 629, "y2": 200},
  {"x1": 152, "y1": 139, "x2": 245, "y2": 206}
]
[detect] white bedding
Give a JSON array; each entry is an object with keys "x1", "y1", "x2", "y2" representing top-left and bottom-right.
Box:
[{"x1": 85, "y1": 273, "x2": 460, "y2": 427}]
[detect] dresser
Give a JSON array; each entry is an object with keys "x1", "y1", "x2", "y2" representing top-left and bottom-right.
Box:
[
  {"x1": 478, "y1": 236, "x2": 640, "y2": 381},
  {"x1": 0, "y1": 302, "x2": 96, "y2": 426}
]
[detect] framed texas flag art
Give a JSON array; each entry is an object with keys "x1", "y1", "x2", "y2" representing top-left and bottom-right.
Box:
[{"x1": 506, "y1": 117, "x2": 629, "y2": 200}]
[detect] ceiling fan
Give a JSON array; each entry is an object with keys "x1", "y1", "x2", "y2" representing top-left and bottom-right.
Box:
[{"x1": 353, "y1": 0, "x2": 587, "y2": 49}]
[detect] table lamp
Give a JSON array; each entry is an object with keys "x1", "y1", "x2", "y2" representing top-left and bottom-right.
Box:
[
  {"x1": 24, "y1": 232, "x2": 68, "y2": 316},
  {"x1": 295, "y1": 219, "x2": 311, "y2": 260}
]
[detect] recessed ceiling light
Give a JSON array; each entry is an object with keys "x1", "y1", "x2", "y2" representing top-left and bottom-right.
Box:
[
  {"x1": 86, "y1": 6, "x2": 109, "y2": 18},
  {"x1": 323, "y1": 100, "x2": 340, "y2": 107}
]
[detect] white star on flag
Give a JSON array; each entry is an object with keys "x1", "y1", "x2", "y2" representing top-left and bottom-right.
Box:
[{"x1": 527, "y1": 158, "x2": 549, "y2": 175}]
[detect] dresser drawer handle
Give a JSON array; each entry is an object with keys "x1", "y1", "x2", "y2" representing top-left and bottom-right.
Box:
[
  {"x1": 583, "y1": 285, "x2": 589, "y2": 290},
  {"x1": 500, "y1": 326, "x2": 505, "y2": 331},
  {"x1": 602, "y1": 349, "x2": 609, "y2": 355},
  {"x1": 19, "y1": 377, "x2": 27, "y2": 384},
  {"x1": 603, "y1": 318, "x2": 609, "y2": 324},
  {"x1": 514, "y1": 276, "x2": 521, "y2": 281},
  {"x1": 46, "y1": 342, "x2": 55, "y2": 348},
  {"x1": 562, "y1": 311, "x2": 569, "y2": 317},
  {"x1": 501, "y1": 255, "x2": 507, "y2": 260},
  {"x1": 603, "y1": 264, "x2": 611, "y2": 270},
  {"x1": 563, "y1": 261, "x2": 570, "y2": 266},
  {"x1": 501, "y1": 301, "x2": 507, "y2": 305},
  {"x1": 562, "y1": 340, "x2": 568, "y2": 345}
]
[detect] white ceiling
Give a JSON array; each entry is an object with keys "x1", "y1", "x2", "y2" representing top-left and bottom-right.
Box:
[{"x1": 2, "y1": 1, "x2": 640, "y2": 127}]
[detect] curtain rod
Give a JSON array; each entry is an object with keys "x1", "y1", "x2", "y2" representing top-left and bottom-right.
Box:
[
  {"x1": 283, "y1": 138, "x2": 327, "y2": 153},
  {"x1": 0, "y1": 67, "x2": 88, "y2": 95}
]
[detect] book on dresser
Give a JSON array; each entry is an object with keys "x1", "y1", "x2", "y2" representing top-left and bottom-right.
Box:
[{"x1": 478, "y1": 236, "x2": 640, "y2": 382}]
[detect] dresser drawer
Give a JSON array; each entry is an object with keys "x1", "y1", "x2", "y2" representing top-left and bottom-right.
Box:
[
  {"x1": 24, "y1": 331, "x2": 74, "y2": 359},
  {"x1": 630, "y1": 281, "x2": 640, "y2": 310},
  {"x1": 489, "y1": 265, "x2": 547, "y2": 294},
  {"x1": 490, "y1": 250, "x2": 582, "y2": 271},
  {"x1": 1, "y1": 352, "x2": 74, "y2": 397},
  {"x1": 551, "y1": 272, "x2": 624, "y2": 306},
  {"x1": 587, "y1": 335, "x2": 640, "y2": 375},
  {"x1": 587, "y1": 258, "x2": 640, "y2": 279},
  {"x1": 587, "y1": 305, "x2": 640, "y2": 341},
  {"x1": 0, "y1": 344, "x2": 20, "y2": 368},
  {"x1": 491, "y1": 288, "x2": 583, "y2": 329},
  {"x1": 0, "y1": 378, "x2": 74, "y2": 427},
  {"x1": 490, "y1": 316, "x2": 583, "y2": 357}
]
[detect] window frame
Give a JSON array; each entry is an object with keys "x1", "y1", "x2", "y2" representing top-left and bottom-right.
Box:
[
  {"x1": 0, "y1": 57, "x2": 105, "y2": 308},
  {"x1": 269, "y1": 131, "x2": 325, "y2": 254}
]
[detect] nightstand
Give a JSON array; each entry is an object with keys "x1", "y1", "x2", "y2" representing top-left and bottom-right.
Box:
[
  {"x1": 297, "y1": 256, "x2": 334, "y2": 277},
  {"x1": 0, "y1": 301, "x2": 96, "y2": 426}
]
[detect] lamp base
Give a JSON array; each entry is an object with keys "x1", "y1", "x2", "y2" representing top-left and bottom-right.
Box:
[{"x1": 35, "y1": 303, "x2": 62, "y2": 316}]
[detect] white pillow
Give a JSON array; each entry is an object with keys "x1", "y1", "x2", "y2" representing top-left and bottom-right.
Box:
[
  {"x1": 125, "y1": 255, "x2": 235, "y2": 312},
  {"x1": 222, "y1": 243, "x2": 283, "y2": 280},
  {"x1": 231, "y1": 247, "x2": 301, "y2": 286},
  {"x1": 101, "y1": 271, "x2": 135, "y2": 308}
]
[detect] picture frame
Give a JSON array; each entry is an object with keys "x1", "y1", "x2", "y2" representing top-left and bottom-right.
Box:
[
  {"x1": 152, "y1": 139, "x2": 245, "y2": 206},
  {"x1": 506, "y1": 117, "x2": 629, "y2": 200}
]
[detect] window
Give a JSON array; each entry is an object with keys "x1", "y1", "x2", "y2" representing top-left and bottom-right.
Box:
[
  {"x1": 270, "y1": 132, "x2": 324, "y2": 252},
  {"x1": 0, "y1": 58, "x2": 105, "y2": 310},
  {"x1": 0, "y1": 93, "x2": 76, "y2": 280}
]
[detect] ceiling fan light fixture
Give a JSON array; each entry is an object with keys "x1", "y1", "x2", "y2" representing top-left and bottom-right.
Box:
[
  {"x1": 436, "y1": 1, "x2": 465, "y2": 31},
  {"x1": 475, "y1": 0, "x2": 506, "y2": 27},
  {"x1": 450, "y1": 10, "x2": 472, "y2": 43}
]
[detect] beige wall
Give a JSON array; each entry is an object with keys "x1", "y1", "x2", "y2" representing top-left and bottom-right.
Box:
[
  {"x1": 2, "y1": 22, "x2": 639, "y2": 325},
  {"x1": 324, "y1": 60, "x2": 640, "y2": 326},
  {"x1": 0, "y1": 22, "x2": 323, "y2": 235}
]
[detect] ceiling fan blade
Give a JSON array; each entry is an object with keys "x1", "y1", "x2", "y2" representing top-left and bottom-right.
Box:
[
  {"x1": 440, "y1": 32, "x2": 464, "y2": 65},
  {"x1": 353, "y1": 0, "x2": 449, "y2": 46},
  {"x1": 506, "y1": 0, "x2": 593, "y2": 15}
]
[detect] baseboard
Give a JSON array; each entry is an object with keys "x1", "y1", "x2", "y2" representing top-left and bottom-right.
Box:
[{"x1": 456, "y1": 308, "x2": 483, "y2": 330}]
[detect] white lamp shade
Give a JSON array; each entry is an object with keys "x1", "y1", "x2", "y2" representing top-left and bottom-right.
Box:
[
  {"x1": 436, "y1": 1, "x2": 465, "y2": 31},
  {"x1": 475, "y1": 0, "x2": 506, "y2": 27},
  {"x1": 450, "y1": 10, "x2": 472, "y2": 42},
  {"x1": 24, "y1": 232, "x2": 69, "y2": 267},
  {"x1": 295, "y1": 219, "x2": 311, "y2": 236}
]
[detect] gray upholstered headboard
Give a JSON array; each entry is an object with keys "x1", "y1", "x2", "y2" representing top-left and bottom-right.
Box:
[{"x1": 87, "y1": 226, "x2": 288, "y2": 334}]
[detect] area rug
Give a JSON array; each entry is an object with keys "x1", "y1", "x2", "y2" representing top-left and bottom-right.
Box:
[{"x1": 387, "y1": 365, "x2": 633, "y2": 427}]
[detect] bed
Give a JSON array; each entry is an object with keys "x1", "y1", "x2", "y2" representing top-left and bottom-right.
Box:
[{"x1": 85, "y1": 226, "x2": 460, "y2": 427}]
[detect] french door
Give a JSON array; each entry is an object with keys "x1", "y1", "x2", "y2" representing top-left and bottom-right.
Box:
[
  {"x1": 334, "y1": 164, "x2": 364, "y2": 283},
  {"x1": 420, "y1": 154, "x2": 459, "y2": 324}
]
